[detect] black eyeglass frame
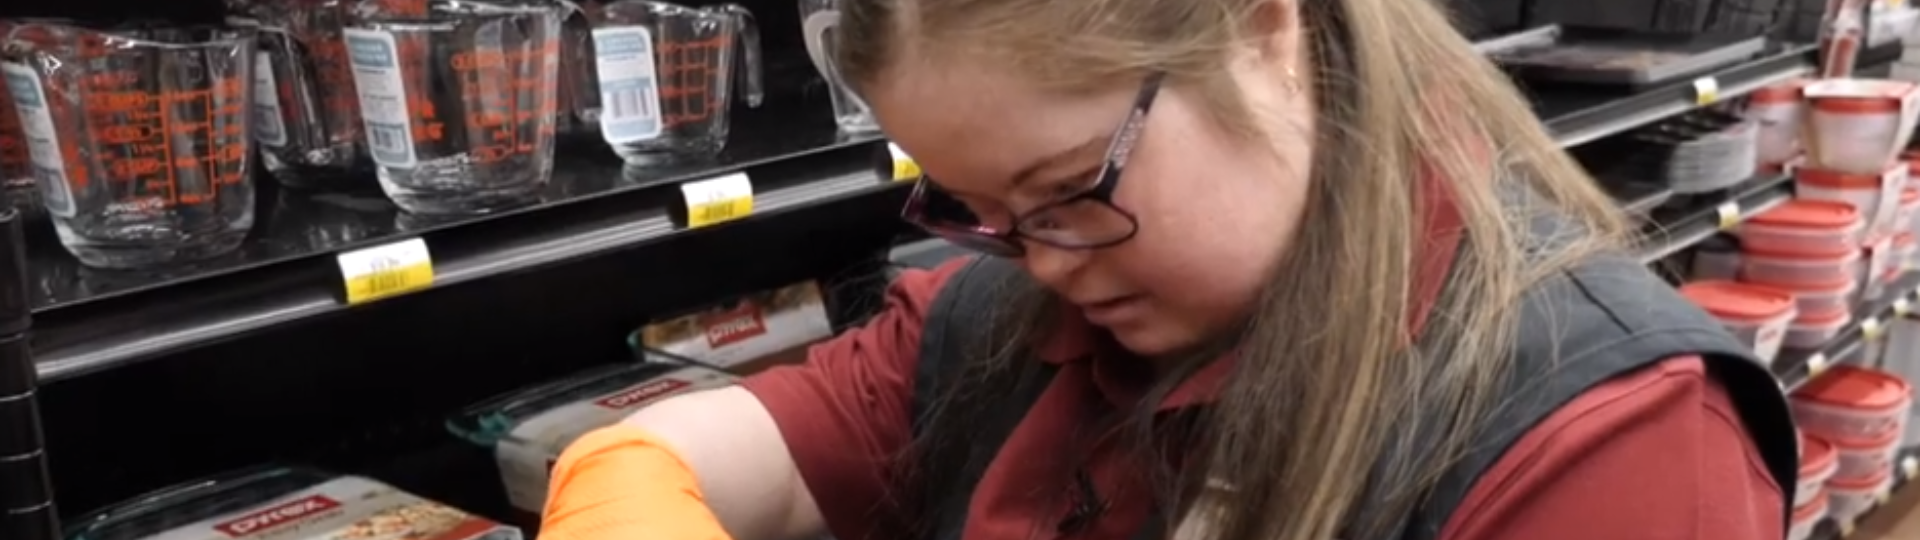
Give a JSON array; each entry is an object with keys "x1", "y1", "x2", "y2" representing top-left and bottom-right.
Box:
[{"x1": 899, "y1": 72, "x2": 1168, "y2": 257}]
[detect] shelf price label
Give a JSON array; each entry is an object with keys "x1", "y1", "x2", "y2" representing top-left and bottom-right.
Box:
[
  {"x1": 1692, "y1": 77, "x2": 1720, "y2": 105},
  {"x1": 1903, "y1": 456, "x2": 1918, "y2": 480},
  {"x1": 1898, "y1": 298, "x2": 1914, "y2": 317},
  {"x1": 1714, "y1": 201, "x2": 1740, "y2": 230},
  {"x1": 1863, "y1": 317, "x2": 1886, "y2": 341},
  {"x1": 337, "y1": 238, "x2": 434, "y2": 305},
  {"x1": 681, "y1": 172, "x2": 755, "y2": 228},
  {"x1": 1808, "y1": 353, "x2": 1830, "y2": 378},
  {"x1": 1841, "y1": 519, "x2": 1857, "y2": 538},
  {"x1": 887, "y1": 143, "x2": 921, "y2": 182}
]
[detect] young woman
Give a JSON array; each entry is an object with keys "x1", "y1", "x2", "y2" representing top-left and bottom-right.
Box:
[{"x1": 537, "y1": 0, "x2": 1799, "y2": 537}]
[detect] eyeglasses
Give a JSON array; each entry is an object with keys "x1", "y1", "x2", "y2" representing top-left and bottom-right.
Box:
[{"x1": 900, "y1": 73, "x2": 1166, "y2": 257}]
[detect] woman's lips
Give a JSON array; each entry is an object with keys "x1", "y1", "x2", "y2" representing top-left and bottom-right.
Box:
[{"x1": 1079, "y1": 295, "x2": 1146, "y2": 326}]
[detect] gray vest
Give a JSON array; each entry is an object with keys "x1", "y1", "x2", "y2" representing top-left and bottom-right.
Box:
[{"x1": 906, "y1": 254, "x2": 1797, "y2": 540}]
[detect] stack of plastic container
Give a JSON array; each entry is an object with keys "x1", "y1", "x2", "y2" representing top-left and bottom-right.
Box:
[
  {"x1": 1792, "y1": 366, "x2": 1914, "y2": 525},
  {"x1": 1790, "y1": 432, "x2": 1837, "y2": 540}
]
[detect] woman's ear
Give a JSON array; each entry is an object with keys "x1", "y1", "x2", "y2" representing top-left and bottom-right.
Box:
[{"x1": 1242, "y1": 0, "x2": 1300, "y2": 64}]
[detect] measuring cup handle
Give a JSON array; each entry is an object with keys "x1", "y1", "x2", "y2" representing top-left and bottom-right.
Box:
[{"x1": 718, "y1": 3, "x2": 764, "y2": 108}]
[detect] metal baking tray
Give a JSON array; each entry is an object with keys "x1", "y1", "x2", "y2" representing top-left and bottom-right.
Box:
[{"x1": 1478, "y1": 25, "x2": 1767, "y2": 86}]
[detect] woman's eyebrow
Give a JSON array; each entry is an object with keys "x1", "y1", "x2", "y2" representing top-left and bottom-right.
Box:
[{"x1": 1006, "y1": 134, "x2": 1109, "y2": 190}]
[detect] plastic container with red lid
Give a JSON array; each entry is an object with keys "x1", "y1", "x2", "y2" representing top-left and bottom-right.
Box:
[
  {"x1": 1742, "y1": 245, "x2": 1863, "y2": 287},
  {"x1": 1900, "y1": 187, "x2": 1920, "y2": 231},
  {"x1": 1740, "y1": 199, "x2": 1865, "y2": 254},
  {"x1": 1787, "y1": 488, "x2": 1828, "y2": 540},
  {"x1": 1768, "y1": 278, "x2": 1858, "y2": 314},
  {"x1": 1786, "y1": 307, "x2": 1852, "y2": 348},
  {"x1": 1791, "y1": 366, "x2": 1914, "y2": 440},
  {"x1": 1795, "y1": 164, "x2": 1905, "y2": 239},
  {"x1": 1680, "y1": 281, "x2": 1797, "y2": 364},
  {"x1": 1798, "y1": 433, "x2": 1838, "y2": 507},
  {"x1": 1805, "y1": 79, "x2": 1913, "y2": 174},
  {"x1": 1827, "y1": 427, "x2": 1901, "y2": 480},
  {"x1": 1750, "y1": 80, "x2": 1809, "y2": 166},
  {"x1": 1895, "y1": 232, "x2": 1918, "y2": 272},
  {"x1": 1826, "y1": 467, "x2": 1893, "y2": 523}
]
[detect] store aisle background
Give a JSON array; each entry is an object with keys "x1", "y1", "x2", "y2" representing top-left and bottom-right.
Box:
[{"x1": 1861, "y1": 482, "x2": 1920, "y2": 538}]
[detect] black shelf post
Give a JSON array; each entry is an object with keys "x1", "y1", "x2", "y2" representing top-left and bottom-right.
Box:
[{"x1": 0, "y1": 210, "x2": 57, "y2": 540}]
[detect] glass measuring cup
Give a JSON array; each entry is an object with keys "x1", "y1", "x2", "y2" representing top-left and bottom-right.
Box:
[
  {"x1": 234, "y1": 0, "x2": 377, "y2": 190},
  {"x1": 0, "y1": 18, "x2": 83, "y2": 218},
  {"x1": 798, "y1": 0, "x2": 876, "y2": 133},
  {"x1": 346, "y1": 0, "x2": 564, "y2": 215},
  {"x1": 593, "y1": 0, "x2": 764, "y2": 164},
  {"x1": 2, "y1": 23, "x2": 259, "y2": 268}
]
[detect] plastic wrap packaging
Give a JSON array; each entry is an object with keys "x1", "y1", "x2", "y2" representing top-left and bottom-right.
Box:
[
  {"x1": 64, "y1": 466, "x2": 519, "y2": 540},
  {"x1": 448, "y1": 361, "x2": 735, "y2": 514}
]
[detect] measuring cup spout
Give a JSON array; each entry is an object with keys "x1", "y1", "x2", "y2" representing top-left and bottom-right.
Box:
[{"x1": 717, "y1": 3, "x2": 763, "y2": 108}]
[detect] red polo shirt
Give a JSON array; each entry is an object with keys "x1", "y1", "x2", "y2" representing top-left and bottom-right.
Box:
[{"x1": 740, "y1": 260, "x2": 1784, "y2": 539}]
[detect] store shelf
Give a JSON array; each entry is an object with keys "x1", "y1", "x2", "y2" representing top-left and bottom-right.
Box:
[
  {"x1": 27, "y1": 105, "x2": 908, "y2": 381},
  {"x1": 1774, "y1": 272, "x2": 1920, "y2": 391},
  {"x1": 1632, "y1": 173, "x2": 1793, "y2": 264},
  {"x1": 1534, "y1": 44, "x2": 1817, "y2": 147}
]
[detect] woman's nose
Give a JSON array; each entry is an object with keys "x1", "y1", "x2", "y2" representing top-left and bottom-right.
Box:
[{"x1": 1019, "y1": 241, "x2": 1087, "y2": 287}]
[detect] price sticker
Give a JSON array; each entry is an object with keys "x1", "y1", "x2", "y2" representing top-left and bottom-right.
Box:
[
  {"x1": 681, "y1": 172, "x2": 755, "y2": 228},
  {"x1": 1714, "y1": 201, "x2": 1741, "y2": 230},
  {"x1": 337, "y1": 238, "x2": 434, "y2": 305},
  {"x1": 1841, "y1": 520, "x2": 1857, "y2": 538},
  {"x1": 887, "y1": 143, "x2": 921, "y2": 182},
  {"x1": 1903, "y1": 456, "x2": 1918, "y2": 480},
  {"x1": 1899, "y1": 298, "x2": 1914, "y2": 317},
  {"x1": 1863, "y1": 317, "x2": 1886, "y2": 341},
  {"x1": 1808, "y1": 353, "x2": 1831, "y2": 378},
  {"x1": 1876, "y1": 486, "x2": 1893, "y2": 505},
  {"x1": 1692, "y1": 77, "x2": 1720, "y2": 105}
]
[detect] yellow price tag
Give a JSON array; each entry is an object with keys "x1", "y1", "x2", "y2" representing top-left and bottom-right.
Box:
[
  {"x1": 1898, "y1": 298, "x2": 1914, "y2": 317},
  {"x1": 1841, "y1": 520, "x2": 1857, "y2": 538},
  {"x1": 337, "y1": 238, "x2": 434, "y2": 305},
  {"x1": 1808, "y1": 353, "x2": 1830, "y2": 378},
  {"x1": 681, "y1": 172, "x2": 754, "y2": 228},
  {"x1": 1877, "y1": 487, "x2": 1893, "y2": 505},
  {"x1": 1692, "y1": 77, "x2": 1720, "y2": 105},
  {"x1": 1715, "y1": 202, "x2": 1740, "y2": 230},
  {"x1": 1863, "y1": 317, "x2": 1886, "y2": 341},
  {"x1": 888, "y1": 143, "x2": 921, "y2": 182},
  {"x1": 1902, "y1": 456, "x2": 1918, "y2": 480}
]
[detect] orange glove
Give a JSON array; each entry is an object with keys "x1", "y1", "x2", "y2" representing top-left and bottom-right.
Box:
[{"x1": 541, "y1": 424, "x2": 736, "y2": 540}]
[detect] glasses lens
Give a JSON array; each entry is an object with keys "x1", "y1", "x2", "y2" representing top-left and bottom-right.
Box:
[
  {"x1": 928, "y1": 227, "x2": 1025, "y2": 257},
  {"x1": 1016, "y1": 199, "x2": 1136, "y2": 247}
]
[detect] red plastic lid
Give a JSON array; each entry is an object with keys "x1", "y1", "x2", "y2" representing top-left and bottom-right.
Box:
[
  {"x1": 1756, "y1": 277, "x2": 1856, "y2": 295},
  {"x1": 1827, "y1": 466, "x2": 1892, "y2": 490},
  {"x1": 1792, "y1": 489, "x2": 1829, "y2": 523},
  {"x1": 1794, "y1": 305, "x2": 1850, "y2": 325},
  {"x1": 1905, "y1": 187, "x2": 1920, "y2": 205},
  {"x1": 1752, "y1": 80, "x2": 1808, "y2": 104},
  {"x1": 1797, "y1": 167, "x2": 1893, "y2": 189},
  {"x1": 1814, "y1": 96, "x2": 1903, "y2": 113},
  {"x1": 1794, "y1": 366, "x2": 1913, "y2": 411},
  {"x1": 1679, "y1": 281, "x2": 1797, "y2": 323},
  {"x1": 1742, "y1": 243, "x2": 1861, "y2": 260},
  {"x1": 1748, "y1": 199, "x2": 1862, "y2": 228},
  {"x1": 1822, "y1": 422, "x2": 1902, "y2": 449},
  {"x1": 1801, "y1": 433, "x2": 1837, "y2": 476}
]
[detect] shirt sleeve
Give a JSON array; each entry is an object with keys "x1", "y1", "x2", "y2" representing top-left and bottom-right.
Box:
[
  {"x1": 737, "y1": 260, "x2": 966, "y2": 540},
  {"x1": 1438, "y1": 355, "x2": 1785, "y2": 540}
]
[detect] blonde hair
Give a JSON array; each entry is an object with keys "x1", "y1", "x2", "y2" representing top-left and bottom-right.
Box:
[{"x1": 838, "y1": 0, "x2": 1633, "y2": 538}]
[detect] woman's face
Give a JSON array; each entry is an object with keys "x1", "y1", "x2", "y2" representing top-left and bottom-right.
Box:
[{"x1": 870, "y1": 51, "x2": 1314, "y2": 356}]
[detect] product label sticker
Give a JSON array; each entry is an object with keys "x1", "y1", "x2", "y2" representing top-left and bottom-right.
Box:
[
  {"x1": 494, "y1": 366, "x2": 736, "y2": 514},
  {"x1": 2, "y1": 62, "x2": 74, "y2": 217},
  {"x1": 680, "y1": 172, "x2": 754, "y2": 227},
  {"x1": 142, "y1": 475, "x2": 514, "y2": 540},
  {"x1": 252, "y1": 51, "x2": 289, "y2": 147},
  {"x1": 344, "y1": 29, "x2": 417, "y2": 168},
  {"x1": 592, "y1": 26, "x2": 664, "y2": 144}
]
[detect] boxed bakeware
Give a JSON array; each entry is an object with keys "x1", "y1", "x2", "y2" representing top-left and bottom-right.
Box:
[
  {"x1": 631, "y1": 281, "x2": 834, "y2": 370},
  {"x1": 63, "y1": 466, "x2": 518, "y2": 540},
  {"x1": 448, "y1": 361, "x2": 735, "y2": 515}
]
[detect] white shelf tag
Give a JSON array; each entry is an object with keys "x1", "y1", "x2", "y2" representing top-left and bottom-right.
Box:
[
  {"x1": 1693, "y1": 77, "x2": 1721, "y2": 105},
  {"x1": 1715, "y1": 201, "x2": 1741, "y2": 230}
]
